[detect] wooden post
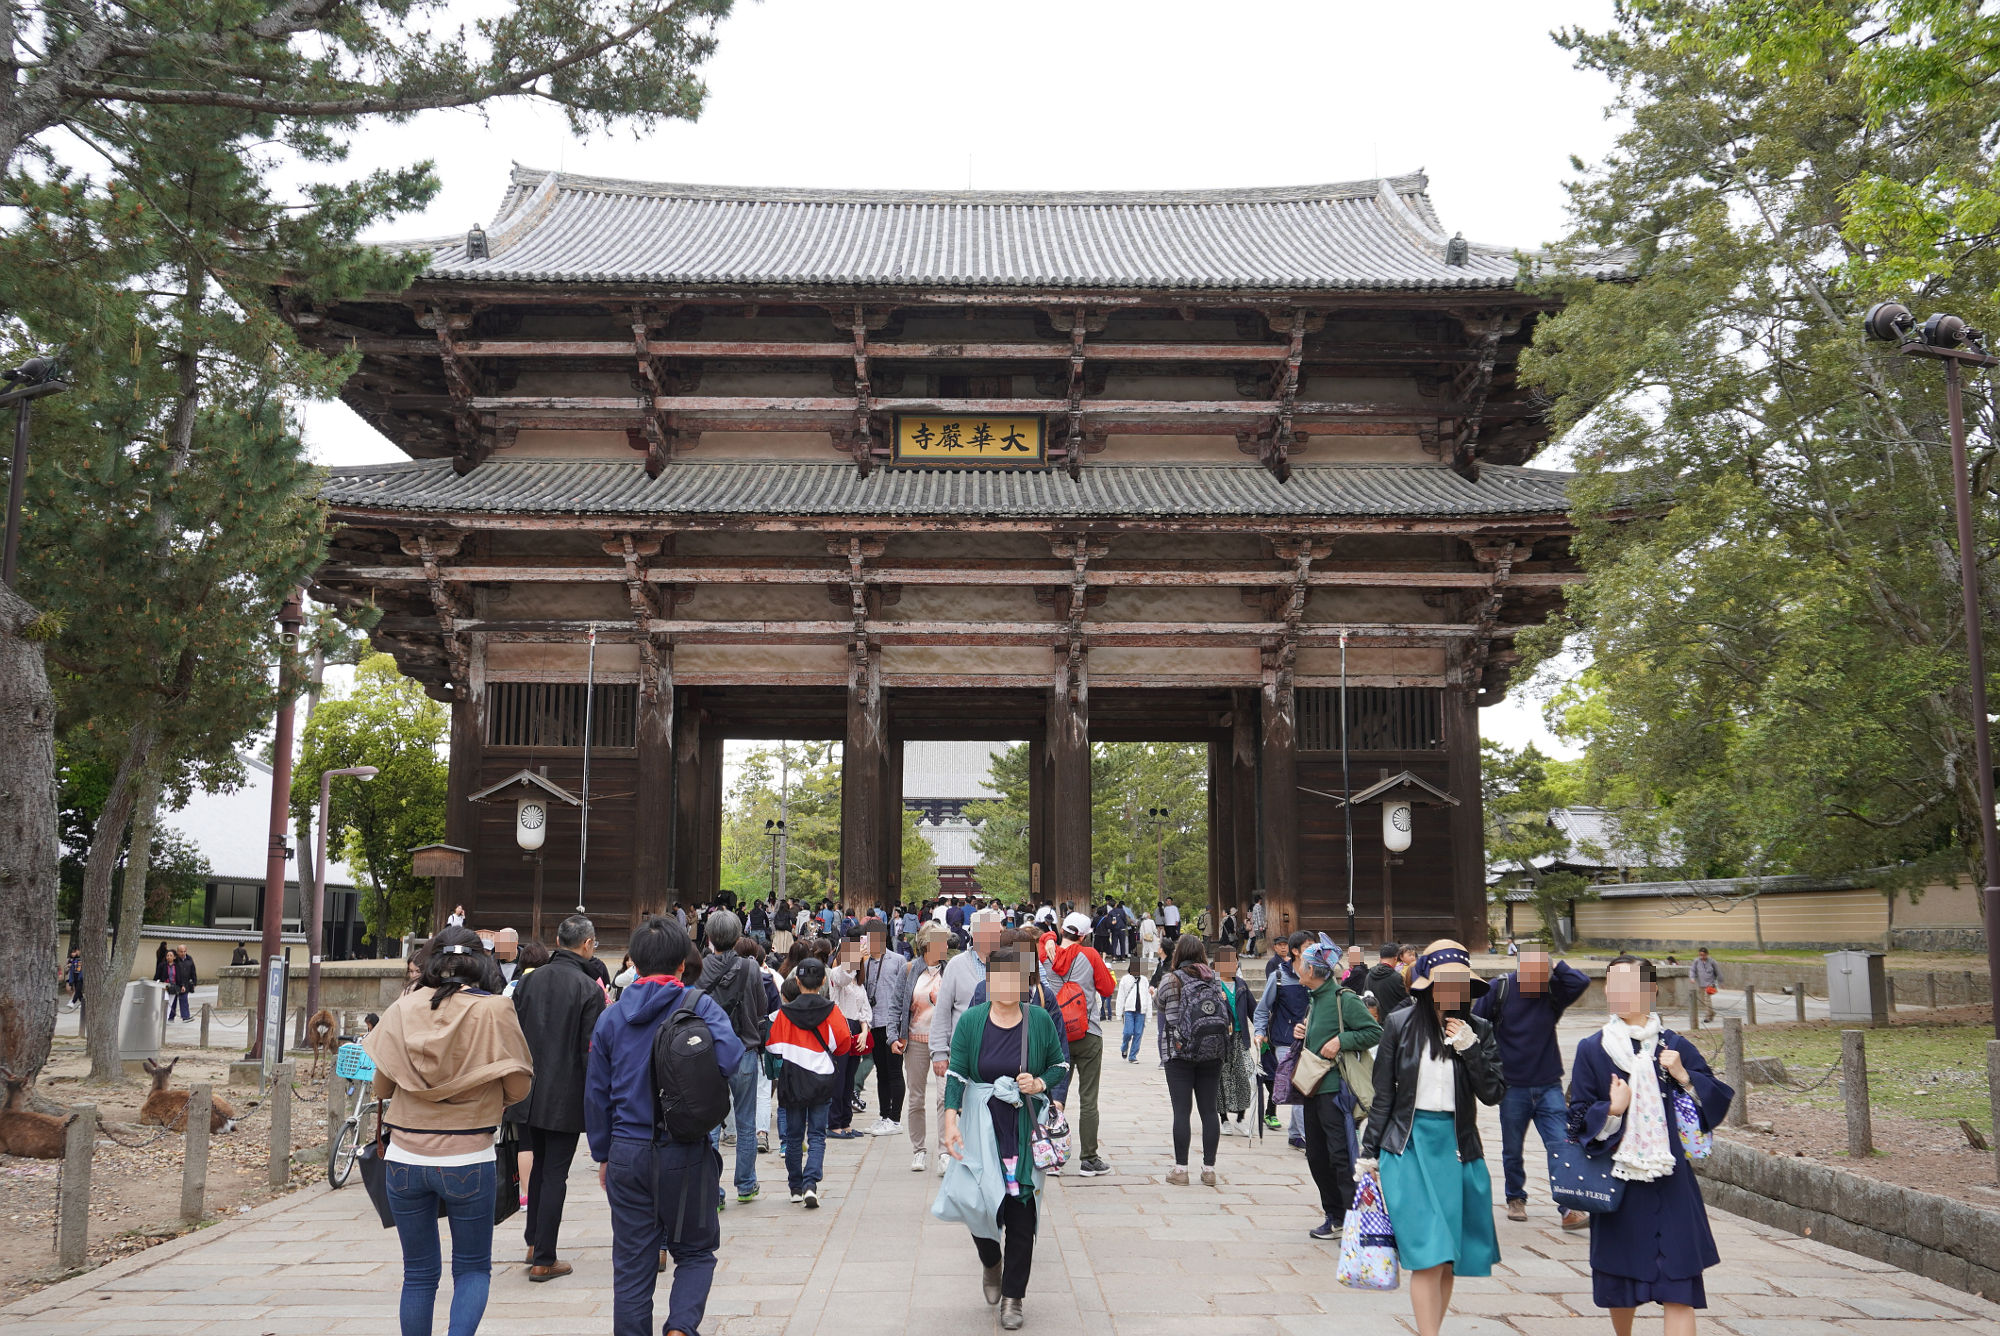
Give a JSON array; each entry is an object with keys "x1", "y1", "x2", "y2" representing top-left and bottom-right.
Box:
[
  {"x1": 1046, "y1": 652, "x2": 1091, "y2": 905},
  {"x1": 1987, "y1": 1040, "x2": 2000, "y2": 1186},
  {"x1": 1795, "y1": 981, "x2": 1807, "y2": 1023},
  {"x1": 671, "y1": 685, "x2": 703, "y2": 905},
  {"x1": 57, "y1": 1103, "x2": 94, "y2": 1269},
  {"x1": 698, "y1": 734, "x2": 724, "y2": 901},
  {"x1": 1444, "y1": 680, "x2": 1487, "y2": 949},
  {"x1": 269, "y1": 1062, "x2": 294, "y2": 1187},
  {"x1": 1927, "y1": 972, "x2": 1938, "y2": 1009},
  {"x1": 840, "y1": 645, "x2": 887, "y2": 909},
  {"x1": 199, "y1": 1002, "x2": 211, "y2": 1048},
  {"x1": 1207, "y1": 739, "x2": 1230, "y2": 925},
  {"x1": 181, "y1": 1084, "x2": 211, "y2": 1222},
  {"x1": 1842, "y1": 1030, "x2": 1871, "y2": 1159},
  {"x1": 633, "y1": 649, "x2": 674, "y2": 925},
  {"x1": 440, "y1": 648, "x2": 486, "y2": 930},
  {"x1": 293, "y1": 1004, "x2": 308, "y2": 1050},
  {"x1": 327, "y1": 1063, "x2": 346, "y2": 1147},
  {"x1": 1258, "y1": 668, "x2": 1299, "y2": 935},
  {"x1": 1723, "y1": 1018, "x2": 1747, "y2": 1127},
  {"x1": 1743, "y1": 983, "x2": 1756, "y2": 1025},
  {"x1": 1886, "y1": 976, "x2": 1897, "y2": 1013},
  {"x1": 883, "y1": 737, "x2": 905, "y2": 910},
  {"x1": 1688, "y1": 986, "x2": 1701, "y2": 1032},
  {"x1": 1026, "y1": 733, "x2": 1047, "y2": 887},
  {"x1": 1229, "y1": 692, "x2": 1258, "y2": 913}
]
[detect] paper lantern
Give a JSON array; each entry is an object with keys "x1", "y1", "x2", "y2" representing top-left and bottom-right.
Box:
[
  {"x1": 517, "y1": 796, "x2": 548, "y2": 851},
  {"x1": 1383, "y1": 799, "x2": 1412, "y2": 853}
]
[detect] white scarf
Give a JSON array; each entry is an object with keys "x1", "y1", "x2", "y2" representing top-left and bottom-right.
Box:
[{"x1": 1599, "y1": 1012, "x2": 1675, "y2": 1183}]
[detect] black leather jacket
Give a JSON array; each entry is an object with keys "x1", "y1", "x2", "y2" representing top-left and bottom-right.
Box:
[{"x1": 1359, "y1": 1005, "x2": 1504, "y2": 1162}]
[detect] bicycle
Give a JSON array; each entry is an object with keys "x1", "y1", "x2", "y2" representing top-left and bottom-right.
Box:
[{"x1": 327, "y1": 1041, "x2": 382, "y2": 1188}]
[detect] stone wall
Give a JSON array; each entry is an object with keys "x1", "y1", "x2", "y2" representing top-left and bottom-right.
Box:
[{"x1": 1693, "y1": 1138, "x2": 2000, "y2": 1298}]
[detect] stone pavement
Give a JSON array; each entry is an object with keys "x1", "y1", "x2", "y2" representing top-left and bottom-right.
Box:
[{"x1": 8, "y1": 1022, "x2": 1997, "y2": 1336}]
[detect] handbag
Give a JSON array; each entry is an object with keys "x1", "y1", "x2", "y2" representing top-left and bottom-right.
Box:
[
  {"x1": 1335, "y1": 1170, "x2": 1400, "y2": 1290},
  {"x1": 1669, "y1": 1085, "x2": 1712, "y2": 1160},
  {"x1": 355, "y1": 1139, "x2": 398, "y2": 1230},
  {"x1": 1030, "y1": 1105, "x2": 1071, "y2": 1170},
  {"x1": 1273, "y1": 1043, "x2": 1303, "y2": 1105},
  {"x1": 493, "y1": 1125, "x2": 521, "y2": 1226},
  {"x1": 1549, "y1": 1140, "x2": 1625, "y2": 1214},
  {"x1": 1332, "y1": 989, "x2": 1375, "y2": 1111},
  {"x1": 1293, "y1": 1045, "x2": 1335, "y2": 1096}
]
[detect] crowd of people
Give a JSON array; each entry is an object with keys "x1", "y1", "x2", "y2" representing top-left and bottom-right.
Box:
[{"x1": 359, "y1": 899, "x2": 1733, "y2": 1336}]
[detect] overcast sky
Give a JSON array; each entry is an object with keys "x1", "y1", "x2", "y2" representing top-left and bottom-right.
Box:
[{"x1": 303, "y1": 0, "x2": 1624, "y2": 756}]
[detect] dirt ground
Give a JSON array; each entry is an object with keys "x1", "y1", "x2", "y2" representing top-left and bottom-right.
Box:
[
  {"x1": 0, "y1": 1037, "x2": 334, "y2": 1306},
  {"x1": 1707, "y1": 1003, "x2": 2000, "y2": 1211}
]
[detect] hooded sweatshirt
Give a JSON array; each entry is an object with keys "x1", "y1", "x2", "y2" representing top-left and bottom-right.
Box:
[
  {"x1": 366, "y1": 985, "x2": 533, "y2": 1162},
  {"x1": 764, "y1": 992, "x2": 856, "y2": 1106},
  {"x1": 1042, "y1": 937, "x2": 1116, "y2": 1038},
  {"x1": 584, "y1": 977, "x2": 745, "y2": 1163}
]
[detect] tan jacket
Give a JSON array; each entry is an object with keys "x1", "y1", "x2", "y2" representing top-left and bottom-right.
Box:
[{"x1": 366, "y1": 986, "x2": 533, "y2": 1132}]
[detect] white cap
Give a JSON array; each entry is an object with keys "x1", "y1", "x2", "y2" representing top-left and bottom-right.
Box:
[{"x1": 1062, "y1": 912, "x2": 1093, "y2": 937}]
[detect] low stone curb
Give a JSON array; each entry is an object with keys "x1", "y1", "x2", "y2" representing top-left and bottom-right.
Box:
[{"x1": 1694, "y1": 1137, "x2": 2000, "y2": 1299}]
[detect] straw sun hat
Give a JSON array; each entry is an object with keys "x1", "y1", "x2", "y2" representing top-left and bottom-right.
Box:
[{"x1": 1408, "y1": 938, "x2": 1488, "y2": 998}]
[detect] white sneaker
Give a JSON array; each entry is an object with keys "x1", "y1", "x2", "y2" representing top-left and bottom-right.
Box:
[
  {"x1": 937, "y1": 1152, "x2": 950, "y2": 1176},
  {"x1": 866, "y1": 1117, "x2": 900, "y2": 1137},
  {"x1": 911, "y1": 1151, "x2": 927, "y2": 1172}
]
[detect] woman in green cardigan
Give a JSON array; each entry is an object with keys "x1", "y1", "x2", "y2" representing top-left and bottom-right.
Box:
[{"x1": 939, "y1": 948, "x2": 1069, "y2": 1331}]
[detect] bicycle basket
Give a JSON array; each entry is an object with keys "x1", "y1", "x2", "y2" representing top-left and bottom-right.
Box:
[{"x1": 334, "y1": 1042, "x2": 376, "y2": 1082}]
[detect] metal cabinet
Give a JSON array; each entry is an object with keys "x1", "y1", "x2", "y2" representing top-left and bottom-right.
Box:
[
  {"x1": 1823, "y1": 950, "x2": 1888, "y2": 1026},
  {"x1": 117, "y1": 979, "x2": 166, "y2": 1059}
]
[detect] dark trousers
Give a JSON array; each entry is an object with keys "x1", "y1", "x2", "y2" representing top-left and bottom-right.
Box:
[
  {"x1": 606, "y1": 1137, "x2": 721, "y2": 1336},
  {"x1": 828, "y1": 1054, "x2": 860, "y2": 1131},
  {"x1": 522, "y1": 1126, "x2": 579, "y2": 1265},
  {"x1": 869, "y1": 1026, "x2": 905, "y2": 1122},
  {"x1": 1302, "y1": 1091, "x2": 1356, "y2": 1222},
  {"x1": 1163, "y1": 1058, "x2": 1221, "y2": 1166},
  {"x1": 972, "y1": 1192, "x2": 1038, "y2": 1300},
  {"x1": 170, "y1": 990, "x2": 191, "y2": 1021}
]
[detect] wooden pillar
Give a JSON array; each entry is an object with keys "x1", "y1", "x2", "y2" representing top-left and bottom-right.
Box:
[
  {"x1": 882, "y1": 737, "x2": 905, "y2": 910},
  {"x1": 1229, "y1": 692, "x2": 1259, "y2": 929},
  {"x1": 1259, "y1": 665, "x2": 1300, "y2": 940},
  {"x1": 840, "y1": 645, "x2": 886, "y2": 910},
  {"x1": 1207, "y1": 739, "x2": 1226, "y2": 928},
  {"x1": 439, "y1": 642, "x2": 485, "y2": 932},
  {"x1": 1445, "y1": 681, "x2": 1486, "y2": 948},
  {"x1": 670, "y1": 686, "x2": 703, "y2": 904},
  {"x1": 632, "y1": 646, "x2": 674, "y2": 926},
  {"x1": 1046, "y1": 651, "x2": 1091, "y2": 905},
  {"x1": 1027, "y1": 733, "x2": 1048, "y2": 901},
  {"x1": 698, "y1": 734, "x2": 724, "y2": 901}
]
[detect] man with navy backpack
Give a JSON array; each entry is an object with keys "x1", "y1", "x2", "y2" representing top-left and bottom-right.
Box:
[{"x1": 587, "y1": 915, "x2": 745, "y2": 1336}]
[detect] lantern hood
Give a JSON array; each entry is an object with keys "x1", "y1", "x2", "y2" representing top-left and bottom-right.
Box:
[
  {"x1": 467, "y1": 769, "x2": 583, "y2": 807},
  {"x1": 1325, "y1": 770, "x2": 1460, "y2": 808}
]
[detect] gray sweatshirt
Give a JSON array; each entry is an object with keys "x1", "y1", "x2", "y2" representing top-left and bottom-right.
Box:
[{"x1": 927, "y1": 949, "x2": 989, "y2": 1053}]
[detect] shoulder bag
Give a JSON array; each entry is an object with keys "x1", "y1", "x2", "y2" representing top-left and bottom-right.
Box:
[
  {"x1": 1549, "y1": 1139, "x2": 1625, "y2": 1214},
  {"x1": 1333, "y1": 987, "x2": 1375, "y2": 1112}
]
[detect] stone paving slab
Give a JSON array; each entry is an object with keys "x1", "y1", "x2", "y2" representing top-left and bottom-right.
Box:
[{"x1": 10, "y1": 1022, "x2": 2000, "y2": 1335}]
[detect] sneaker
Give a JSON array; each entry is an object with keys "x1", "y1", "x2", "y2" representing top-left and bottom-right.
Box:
[
  {"x1": 803, "y1": 1187, "x2": 820, "y2": 1209},
  {"x1": 1200, "y1": 1166, "x2": 1217, "y2": 1187},
  {"x1": 738, "y1": 1186, "x2": 760, "y2": 1204},
  {"x1": 1506, "y1": 1198, "x2": 1528, "y2": 1222},
  {"x1": 1166, "y1": 1166, "x2": 1190, "y2": 1186},
  {"x1": 1561, "y1": 1209, "x2": 1590, "y2": 1231},
  {"x1": 757, "y1": 1132, "x2": 770, "y2": 1154},
  {"x1": 851, "y1": 1095, "x2": 867, "y2": 1112},
  {"x1": 911, "y1": 1151, "x2": 928, "y2": 1172},
  {"x1": 717, "y1": 1190, "x2": 726, "y2": 1211},
  {"x1": 720, "y1": 1128, "x2": 736, "y2": 1144},
  {"x1": 1287, "y1": 1137, "x2": 1306, "y2": 1151},
  {"x1": 1263, "y1": 1113, "x2": 1282, "y2": 1130},
  {"x1": 937, "y1": 1152, "x2": 950, "y2": 1176},
  {"x1": 789, "y1": 1190, "x2": 805, "y2": 1203},
  {"x1": 1308, "y1": 1216, "x2": 1342, "y2": 1242},
  {"x1": 1077, "y1": 1155, "x2": 1111, "y2": 1177},
  {"x1": 827, "y1": 1128, "x2": 864, "y2": 1140},
  {"x1": 865, "y1": 1116, "x2": 900, "y2": 1137}
]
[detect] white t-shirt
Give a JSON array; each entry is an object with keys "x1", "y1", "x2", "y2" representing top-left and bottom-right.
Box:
[{"x1": 1162, "y1": 904, "x2": 1180, "y2": 927}]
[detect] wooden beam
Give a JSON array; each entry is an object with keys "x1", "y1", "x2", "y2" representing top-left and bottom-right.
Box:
[
  {"x1": 464, "y1": 393, "x2": 1471, "y2": 420},
  {"x1": 305, "y1": 335, "x2": 1500, "y2": 365}
]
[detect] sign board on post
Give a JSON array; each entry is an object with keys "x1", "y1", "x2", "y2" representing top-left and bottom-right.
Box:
[
  {"x1": 261, "y1": 955, "x2": 287, "y2": 1084},
  {"x1": 893, "y1": 414, "x2": 1045, "y2": 466}
]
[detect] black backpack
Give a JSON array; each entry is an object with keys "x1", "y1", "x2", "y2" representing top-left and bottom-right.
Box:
[
  {"x1": 650, "y1": 988, "x2": 732, "y2": 1143},
  {"x1": 1175, "y1": 973, "x2": 1235, "y2": 1064}
]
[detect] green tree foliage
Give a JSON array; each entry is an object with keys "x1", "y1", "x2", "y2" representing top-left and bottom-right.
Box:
[
  {"x1": 0, "y1": 0, "x2": 732, "y2": 172},
  {"x1": 292, "y1": 654, "x2": 447, "y2": 944},
  {"x1": 720, "y1": 744, "x2": 842, "y2": 905},
  {"x1": 1519, "y1": 0, "x2": 2000, "y2": 887},
  {"x1": 968, "y1": 742, "x2": 1208, "y2": 913},
  {"x1": 1483, "y1": 741, "x2": 1595, "y2": 944}
]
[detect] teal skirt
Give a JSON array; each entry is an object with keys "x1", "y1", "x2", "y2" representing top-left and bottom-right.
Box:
[{"x1": 1377, "y1": 1110, "x2": 1499, "y2": 1276}]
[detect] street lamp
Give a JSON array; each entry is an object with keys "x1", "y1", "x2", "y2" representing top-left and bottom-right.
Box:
[
  {"x1": 1144, "y1": 807, "x2": 1174, "y2": 915},
  {"x1": 1, "y1": 355, "x2": 67, "y2": 588},
  {"x1": 252, "y1": 591, "x2": 305, "y2": 1064},
  {"x1": 309, "y1": 765, "x2": 378, "y2": 1020},
  {"x1": 1864, "y1": 302, "x2": 2000, "y2": 1039}
]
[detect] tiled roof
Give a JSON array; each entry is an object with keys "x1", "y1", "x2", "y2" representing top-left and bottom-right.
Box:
[
  {"x1": 396, "y1": 167, "x2": 1622, "y2": 292},
  {"x1": 321, "y1": 459, "x2": 1579, "y2": 521}
]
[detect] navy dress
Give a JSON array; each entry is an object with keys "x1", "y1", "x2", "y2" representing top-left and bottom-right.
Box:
[{"x1": 1566, "y1": 1029, "x2": 1734, "y2": 1310}]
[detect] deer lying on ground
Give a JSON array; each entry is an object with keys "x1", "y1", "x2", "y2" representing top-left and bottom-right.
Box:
[
  {"x1": 0, "y1": 1067, "x2": 75, "y2": 1159},
  {"x1": 306, "y1": 1009, "x2": 337, "y2": 1080},
  {"x1": 138, "y1": 1057, "x2": 238, "y2": 1134}
]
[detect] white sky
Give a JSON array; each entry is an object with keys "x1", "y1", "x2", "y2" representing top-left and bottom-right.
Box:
[{"x1": 301, "y1": 0, "x2": 1622, "y2": 757}]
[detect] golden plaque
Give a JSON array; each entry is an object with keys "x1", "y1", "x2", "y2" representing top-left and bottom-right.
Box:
[{"x1": 892, "y1": 414, "x2": 1046, "y2": 466}]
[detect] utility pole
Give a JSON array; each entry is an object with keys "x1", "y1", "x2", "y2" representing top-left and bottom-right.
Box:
[{"x1": 251, "y1": 592, "x2": 304, "y2": 1061}]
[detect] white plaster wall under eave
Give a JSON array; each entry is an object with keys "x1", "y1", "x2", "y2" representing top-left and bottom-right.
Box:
[
  {"x1": 693, "y1": 431, "x2": 842, "y2": 460},
  {"x1": 502, "y1": 429, "x2": 636, "y2": 460},
  {"x1": 880, "y1": 645, "x2": 1051, "y2": 677}
]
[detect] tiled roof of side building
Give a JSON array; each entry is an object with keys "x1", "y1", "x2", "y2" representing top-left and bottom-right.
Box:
[
  {"x1": 319, "y1": 459, "x2": 1582, "y2": 520},
  {"x1": 390, "y1": 166, "x2": 1626, "y2": 292}
]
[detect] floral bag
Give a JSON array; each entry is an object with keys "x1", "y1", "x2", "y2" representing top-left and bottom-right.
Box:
[
  {"x1": 1030, "y1": 1105, "x2": 1071, "y2": 1171},
  {"x1": 1335, "y1": 1169, "x2": 1400, "y2": 1290},
  {"x1": 1669, "y1": 1085, "x2": 1711, "y2": 1161}
]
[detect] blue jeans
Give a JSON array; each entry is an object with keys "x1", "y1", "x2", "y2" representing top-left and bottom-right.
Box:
[
  {"x1": 782, "y1": 1100, "x2": 830, "y2": 1193},
  {"x1": 712, "y1": 1047, "x2": 760, "y2": 1195},
  {"x1": 1120, "y1": 1010, "x2": 1146, "y2": 1059},
  {"x1": 384, "y1": 1158, "x2": 495, "y2": 1336},
  {"x1": 606, "y1": 1137, "x2": 720, "y2": 1336},
  {"x1": 1499, "y1": 1081, "x2": 1570, "y2": 1203}
]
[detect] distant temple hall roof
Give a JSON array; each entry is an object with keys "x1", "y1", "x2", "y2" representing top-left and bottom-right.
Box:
[
  {"x1": 323, "y1": 459, "x2": 1580, "y2": 521},
  {"x1": 400, "y1": 167, "x2": 1623, "y2": 292}
]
